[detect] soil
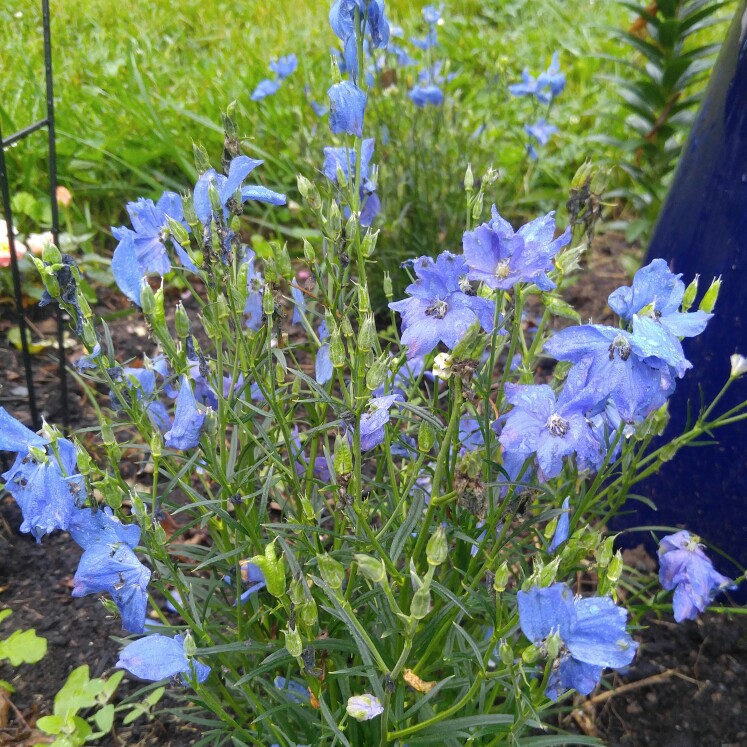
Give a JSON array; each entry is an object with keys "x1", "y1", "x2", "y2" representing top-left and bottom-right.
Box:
[{"x1": 1, "y1": 231, "x2": 746, "y2": 747}]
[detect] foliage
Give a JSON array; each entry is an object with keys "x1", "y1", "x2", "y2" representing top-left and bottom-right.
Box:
[{"x1": 0, "y1": 609, "x2": 46, "y2": 668}]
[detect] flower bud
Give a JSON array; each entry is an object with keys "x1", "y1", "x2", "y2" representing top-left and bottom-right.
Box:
[
  {"x1": 75, "y1": 442, "x2": 92, "y2": 476},
  {"x1": 166, "y1": 216, "x2": 190, "y2": 248},
  {"x1": 345, "y1": 213, "x2": 358, "y2": 239},
  {"x1": 357, "y1": 283, "x2": 370, "y2": 313},
  {"x1": 699, "y1": 276, "x2": 721, "y2": 313},
  {"x1": 328, "y1": 201, "x2": 342, "y2": 236},
  {"x1": 182, "y1": 630, "x2": 197, "y2": 657},
  {"x1": 464, "y1": 162, "x2": 474, "y2": 191},
  {"x1": 284, "y1": 626, "x2": 303, "y2": 658},
  {"x1": 607, "y1": 550, "x2": 623, "y2": 584},
  {"x1": 249, "y1": 541, "x2": 286, "y2": 598},
  {"x1": 346, "y1": 694, "x2": 383, "y2": 722},
  {"x1": 150, "y1": 432, "x2": 163, "y2": 459},
  {"x1": 521, "y1": 643, "x2": 541, "y2": 664},
  {"x1": 42, "y1": 241, "x2": 62, "y2": 265},
  {"x1": 355, "y1": 554, "x2": 386, "y2": 584},
  {"x1": 433, "y1": 352, "x2": 453, "y2": 380},
  {"x1": 203, "y1": 408, "x2": 218, "y2": 438},
  {"x1": 276, "y1": 362, "x2": 285, "y2": 386},
  {"x1": 303, "y1": 239, "x2": 316, "y2": 264},
  {"x1": 341, "y1": 316, "x2": 354, "y2": 338},
  {"x1": 174, "y1": 302, "x2": 191, "y2": 339},
  {"x1": 262, "y1": 285, "x2": 275, "y2": 316},
  {"x1": 730, "y1": 353, "x2": 747, "y2": 378},
  {"x1": 273, "y1": 242, "x2": 292, "y2": 279},
  {"x1": 361, "y1": 229, "x2": 379, "y2": 258},
  {"x1": 193, "y1": 143, "x2": 211, "y2": 175},
  {"x1": 140, "y1": 280, "x2": 156, "y2": 315},
  {"x1": 545, "y1": 630, "x2": 562, "y2": 660},
  {"x1": 681, "y1": 274, "x2": 699, "y2": 313},
  {"x1": 493, "y1": 561, "x2": 509, "y2": 593},
  {"x1": 498, "y1": 639, "x2": 513, "y2": 666},
  {"x1": 426, "y1": 525, "x2": 448, "y2": 566},
  {"x1": 366, "y1": 355, "x2": 389, "y2": 391},
  {"x1": 317, "y1": 553, "x2": 345, "y2": 590},
  {"x1": 409, "y1": 585, "x2": 431, "y2": 620},
  {"x1": 471, "y1": 192, "x2": 484, "y2": 221},
  {"x1": 335, "y1": 163, "x2": 348, "y2": 189},
  {"x1": 334, "y1": 433, "x2": 352, "y2": 478},
  {"x1": 383, "y1": 272, "x2": 393, "y2": 301},
  {"x1": 357, "y1": 314, "x2": 376, "y2": 352},
  {"x1": 300, "y1": 596, "x2": 318, "y2": 629},
  {"x1": 207, "y1": 180, "x2": 223, "y2": 218},
  {"x1": 418, "y1": 420, "x2": 435, "y2": 452},
  {"x1": 596, "y1": 536, "x2": 615, "y2": 569},
  {"x1": 101, "y1": 422, "x2": 116, "y2": 447},
  {"x1": 297, "y1": 174, "x2": 322, "y2": 211},
  {"x1": 329, "y1": 332, "x2": 346, "y2": 368}
]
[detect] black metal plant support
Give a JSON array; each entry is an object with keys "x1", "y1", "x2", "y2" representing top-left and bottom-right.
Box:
[{"x1": 0, "y1": 0, "x2": 68, "y2": 431}]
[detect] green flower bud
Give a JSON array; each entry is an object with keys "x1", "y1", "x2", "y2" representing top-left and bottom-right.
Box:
[
  {"x1": 357, "y1": 283, "x2": 370, "y2": 313},
  {"x1": 203, "y1": 408, "x2": 218, "y2": 438},
  {"x1": 329, "y1": 332, "x2": 346, "y2": 368},
  {"x1": 303, "y1": 239, "x2": 316, "y2": 264},
  {"x1": 345, "y1": 213, "x2": 358, "y2": 239},
  {"x1": 341, "y1": 316, "x2": 354, "y2": 338},
  {"x1": 366, "y1": 355, "x2": 389, "y2": 391},
  {"x1": 75, "y1": 442, "x2": 92, "y2": 476},
  {"x1": 140, "y1": 281, "x2": 156, "y2": 316},
  {"x1": 166, "y1": 216, "x2": 190, "y2": 248},
  {"x1": 38, "y1": 263, "x2": 60, "y2": 299},
  {"x1": 300, "y1": 596, "x2": 318, "y2": 629},
  {"x1": 355, "y1": 554, "x2": 386, "y2": 584},
  {"x1": 249, "y1": 541, "x2": 286, "y2": 598},
  {"x1": 426, "y1": 525, "x2": 448, "y2": 566},
  {"x1": 101, "y1": 423, "x2": 116, "y2": 447},
  {"x1": 493, "y1": 561, "x2": 509, "y2": 593},
  {"x1": 335, "y1": 162, "x2": 348, "y2": 189},
  {"x1": 297, "y1": 174, "x2": 322, "y2": 211},
  {"x1": 699, "y1": 276, "x2": 721, "y2": 313},
  {"x1": 273, "y1": 242, "x2": 292, "y2": 280},
  {"x1": 318, "y1": 553, "x2": 345, "y2": 590},
  {"x1": 358, "y1": 314, "x2": 376, "y2": 352},
  {"x1": 383, "y1": 272, "x2": 393, "y2": 301},
  {"x1": 150, "y1": 432, "x2": 162, "y2": 459},
  {"x1": 328, "y1": 201, "x2": 341, "y2": 236},
  {"x1": 464, "y1": 162, "x2": 474, "y2": 191},
  {"x1": 284, "y1": 626, "x2": 303, "y2": 659},
  {"x1": 539, "y1": 557, "x2": 560, "y2": 587},
  {"x1": 276, "y1": 362, "x2": 285, "y2": 386},
  {"x1": 193, "y1": 143, "x2": 211, "y2": 175},
  {"x1": 334, "y1": 433, "x2": 352, "y2": 478},
  {"x1": 681, "y1": 274, "x2": 699, "y2": 313},
  {"x1": 361, "y1": 229, "x2": 379, "y2": 258},
  {"x1": 99, "y1": 474, "x2": 122, "y2": 510},
  {"x1": 498, "y1": 639, "x2": 513, "y2": 666},
  {"x1": 410, "y1": 585, "x2": 431, "y2": 620},
  {"x1": 215, "y1": 293, "x2": 229, "y2": 321},
  {"x1": 471, "y1": 192, "x2": 484, "y2": 221},
  {"x1": 42, "y1": 242, "x2": 62, "y2": 265},
  {"x1": 607, "y1": 550, "x2": 623, "y2": 584},
  {"x1": 570, "y1": 159, "x2": 593, "y2": 190},
  {"x1": 174, "y1": 302, "x2": 191, "y2": 339},
  {"x1": 418, "y1": 420, "x2": 435, "y2": 452},
  {"x1": 182, "y1": 193, "x2": 199, "y2": 227},
  {"x1": 262, "y1": 285, "x2": 275, "y2": 316},
  {"x1": 182, "y1": 631, "x2": 197, "y2": 657},
  {"x1": 208, "y1": 181, "x2": 223, "y2": 217},
  {"x1": 596, "y1": 536, "x2": 615, "y2": 569},
  {"x1": 521, "y1": 643, "x2": 541, "y2": 664},
  {"x1": 545, "y1": 630, "x2": 562, "y2": 660}
]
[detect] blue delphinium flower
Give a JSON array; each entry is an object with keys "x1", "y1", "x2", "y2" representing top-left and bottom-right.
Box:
[
  {"x1": 548, "y1": 497, "x2": 571, "y2": 553},
  {"x1": 422, "y1": 3, "x2": 443, "y2": 25},
  {"x1": 315, "y1": 320, "x2": 334, "y2": 385},
  {"x1": 389, "y1": 252, "x2": 496, "y2": 358},
  {"x1": 543, "y1": 324, "x2": 677, "y2": 422},
  {"x1": 359, "y1": 394, "x2": 401, "y2": 451},
  {"x1": 608, "y1": 259, "x2": 712, "y2": 378},
  {"x1": 328, "y1": 81, "x2": 367, "y2": 137},
  {"x1": 458, "y1": 417, "x2": 484, "y2": 454},
  {"x1": 111, "y1": 192, "x2": 194, "y2": 306},
  {"x1": 499, "y1": 359, "x2": 602, "y2": 480},
  {"x1": 236, "y1": 560, "x2": 267, "y2": 604},
  {"x1": 193, "y1": 156, "x2": 286, "y2": 226},
  {"x1": 270, "y1": 53, "x2": 298, "y2": 80},
  {"x1": 117, "y1": 633, "x2": 210, "y2": 685},
  {"x1": 251, "y1": 78, "x2": 282, "y2": 101},
  {"x1": 71, "y1": 508, "x2": 151, "y2": 633},
  {"x1": 274, "y1": 676, "x2": 310, "y2": 704},
  {"x1": 658, "y1": 530, "x2": 735, "y2": 622},
  {"x1": 509, "y1": 52, "x2": 565, "y2": 104},
  {"x1": 322, "y1": 139, "x2": 381, "y2": 226},
  {"x1": 525, "y1": 118, "x2": 558, "y2": 160},
  {"x1": 330, "y1": 0, "x2": 390, "y2": 51},
  {"x1": 0, "y1": 407, "x2": 47, "y2": 452},
  {"x1": 463, "y1": 207, "x2": 570, "y2": 292},
  {"x1": 243, "y1": 248, "x2": 265, "y2": 331},
  {"x1": 410, "y1": 84, "x2": 444, "y2": 107},
  {"x1": 2, "y1": 436, "x2": 86, "y2": 541},
  {"x1": 121, "y1": 365, "x2": 172, "y2": 432},
  {"x1": 518, "y1": 582, "x2": 638, "y2": 700},
  {"x1": 164, "y1": 377, "x2": 205, "y2": 450}
]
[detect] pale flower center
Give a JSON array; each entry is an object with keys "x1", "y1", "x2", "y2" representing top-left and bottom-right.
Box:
[
  {"x1": 425, "y1": 299, "x2": 449, "y2": 319},
  {"x1": 546, "y1": 413, "x2": 570, "y2": 437}
]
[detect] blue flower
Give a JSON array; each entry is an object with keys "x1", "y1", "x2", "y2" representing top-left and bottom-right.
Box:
[
  {"x1": 409, "y1": 84, "x2": 444, "y2": 107},
  {"x1": 270, "y1": 53, "x2": 298, "y2": 80},
  {"x1": 274, "y1": 676, "x2": 310, "y2": 704},
  {"x1": 323, "y1": 139, "x2": 375, "y2": 186},
  {"x1": 499, "y1": 359, "x2": 603, "y2": 480},
  {"x1": 236, "y1": 560, "x2": 267, "y2": 604},
  {"x1": 548, "y1": 497, "x2": 571, "y2": 553},
  {"x1": 509, "y1": 52, "x2": 565, "y2": 104},
  {"x1": 330, "y1": 0, "x2": 390, "y2": 50},
  {"x1": 243, "y1": 248, "x2": 265, "y2": 331},
  {"x1": 117, "y1": 633, "x2": 210, "y2": 685},
  {"x1": 0, "y1": 407, "x2": 47, "y2": 452},
  {"x1": 193, "y1": 156, "x2": 286, "y2": 226},
  {"x1": 251, "y1": 78, "x2": 282, "y2": 101},
  {"x1": 2, "y1": 437, "x2": 86, "y2": 541},
  {"x1": 68, "y1": 506, "x2": 141, "y2": 550},
  {"x1": 458, "y1": 417, "x2": 484, "y2": 454},
  {"x1": 72, "y1": 521, "x2": 151, "y2": 633},
  {"x1": 315, "y1": 320, "x2": 334, "y2": 385},
  {"x1": 463, "y1": 207, "x2": 569, "y2": 291},
  {"x1": 111, "y1": 192, "x2": 194, "y2": 305},
  {"x1": 608, "y1": 259, "x2": 712, "y2": 378},
  {"x1": 346, "y1": 693, "x2": 384, "y2": 721},
  {"x1": 658, "y1": 531, "x2": 735, "y2": 622},
  {"x1": 164, "y1": 377, "x2": 205, "y2": 450},
  {"x1": 411, "y1": 28, "x2": 439, "y2": 50},
  {"x1": 389, "y1": 251, "x2": 496, "y2": 358},
  {"x1": 328, "y1": 81, "x2": 367, "y2": 137},
  {"x1": 422, "y1": 4, "x2": 443, "y2": 25},
  {"x1": 543, "y1": 324, "x2": 677, "y2": 422},
  {"x1": 121, "y1": 365, "x2": 171, "y2": 432},
  {"x1": 358, "y1": 394, "x2": 401, "y2": 451},
  {"x1": 525, "y1": 118, "x2": 557, "y2": 147},
  {"x1": 518, "y1": 583, "x2": 638, "y2": 700}
]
